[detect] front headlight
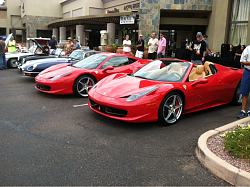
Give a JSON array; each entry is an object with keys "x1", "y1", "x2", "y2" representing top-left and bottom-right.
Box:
[
  {"x1": 27, "y1": 64, "x2": 38, "y2": 71},
  {"x1": 50, "y1": 71, "x2": 73, "y2": 81},
  {"x1": 126, "y1": 86, "x2": 159, "y2": 102}
]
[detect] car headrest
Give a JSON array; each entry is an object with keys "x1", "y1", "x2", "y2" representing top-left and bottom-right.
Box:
[{"x1": 196, "y1": 65, "x2": 205, "y2": 75}]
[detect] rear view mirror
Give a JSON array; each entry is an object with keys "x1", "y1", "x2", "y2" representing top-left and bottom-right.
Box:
[
  {"x1": 191, "y1": 78, "x2": 208, "y2": 87},
  {"x1": 102, "y1": 66, "x2": 114, "y2": 72}
]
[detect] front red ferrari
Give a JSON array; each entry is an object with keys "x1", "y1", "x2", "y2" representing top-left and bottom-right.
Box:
[
  {"x1": 88, "y1": 73, "x2": 174, "y2": 123},
  {"x1": 35, "y1": 63, "x2": 91, "y2": 95}
]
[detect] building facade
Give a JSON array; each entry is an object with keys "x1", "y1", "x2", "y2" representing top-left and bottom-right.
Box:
[{"x1": 0, "y1": 0, "x2": 249, "y2": 53}]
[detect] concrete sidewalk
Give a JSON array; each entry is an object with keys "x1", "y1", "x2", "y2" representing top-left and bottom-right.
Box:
[{"x1": 196, "y1": 117, "x2": 250, "y2": 186}]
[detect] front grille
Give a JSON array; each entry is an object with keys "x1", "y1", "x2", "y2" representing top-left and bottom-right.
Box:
[
  {"x1": 89, "y1": 98, "x2": 127, "y2": 117},
  {"x1": 36, "y1": 83, "x2": 51, "y2": 91}
]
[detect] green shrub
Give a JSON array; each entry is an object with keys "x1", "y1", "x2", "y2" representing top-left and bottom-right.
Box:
[{"x1": 223, "y1": 126, "x2": 250, "y2": 160}]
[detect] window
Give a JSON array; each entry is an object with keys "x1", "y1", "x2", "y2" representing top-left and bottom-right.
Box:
[
  {"x1": 101, "y1": 57, "x2": 129, "y2": 69},
  {"x1": 129, "y1": 58, "x2": 137, "y2": 64},
  {"x1": 229, "y1": 0, "x2": 249, "y2": 46}
]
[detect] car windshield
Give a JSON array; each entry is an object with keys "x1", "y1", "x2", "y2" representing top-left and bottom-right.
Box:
[
  {"x1": 72, "y1": 54, "x2": 108, "y2": 69},
  {"x1": 28, "y1": 45, "x2": 37, "y2": 53},
  {"x1": 54, "y1": 48, "x2": 63, "y2": 56},
  {"x1": 133, "y1": 60, "x2": 190, "y2": 82},
  {"x1": 69, "y1": 51, "x2": 84, "y2": 61}
]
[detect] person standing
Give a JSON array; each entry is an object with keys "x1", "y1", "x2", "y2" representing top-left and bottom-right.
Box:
[
  {"x1": 229, "y1": 44, "x2": 236, "y2": 58},
  {"x1": 64, "y1": 37, "x2": 74, "y2": 55},
  {"x1": 202, "y1": 34, "x2": 212, "y2": 53},
  {"x1": 157, "y1": 33, "x2": 166, "y2": 58},
  {"x1": 235, "y1": 45, "x2": 246, "y2": 69},
  {"x1": 148, "y1": 32, "x2": 158, "y2": 60},
  {"x1": 8, "y1": 36, "x2": 16, "y2": 53},
  {"x1": 237, "y1": 45, "x2": 250, "y2": 118},
  {"x1": 85, "y1": 37, "x2": 92, "y2": 50},
  {"x1": 0, "y1": 36, "x2": 7, "y2": 70},
  {"x1": 49, "y1": 35, "x2": 58, "y2": 50},
  {"x1": 123, "y1": 35, "x2": 131, "y2": 56},
  {"x1": 188, "y1": 32, "x2": 206, "y2": 65},
  {"x1": 73, "y1": 39, "x2": 80, "y2": 50},
  {"x1": 135, "y1": 35, "x2": 144, "y2": 58}
]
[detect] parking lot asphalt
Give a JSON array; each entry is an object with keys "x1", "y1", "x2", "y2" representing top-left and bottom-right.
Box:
[{"x1": 0, "y1": 69, "x2": 242, "y2": 186}]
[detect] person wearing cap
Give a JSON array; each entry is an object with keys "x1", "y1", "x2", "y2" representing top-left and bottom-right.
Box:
[
  {"x1": 73, "y1": 39, "x2": 80, "y2": 50},
  {"x1": 157, "y1": 32, "x2": 166, "y2": 59},
  {"x1": 123, "y1": 35, "x2": 131, "y2": 56},
  {"x1": 135, "y1": 35, "x2": 144, "y2": 58},
  {"x1": 8, "y1": 36, "x2": 16, "y2": 53},
  {"x1": 188, "y1": 32, "x2": 206, "y2": 65},
  {"x1": 0, "y1": 36, "x2": 7, "y2": 70},
  {"x1": 64, "y1": 37, "x2": 74, "y2": 55},
  {"x1": 85, "y1": 37, "x2": 92, "y2": 50}
]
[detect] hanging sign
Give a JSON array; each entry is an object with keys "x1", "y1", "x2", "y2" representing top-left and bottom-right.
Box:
[{"x1": 120, "y1": 16, "x2": 135, "y2": 24}]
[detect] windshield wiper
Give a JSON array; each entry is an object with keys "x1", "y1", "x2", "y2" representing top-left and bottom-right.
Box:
[{"x1": 134, "y1": 75, "x2": 146, "y2": 79}]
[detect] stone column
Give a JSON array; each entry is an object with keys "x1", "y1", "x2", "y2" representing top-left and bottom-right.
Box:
[
  {"x1": 118, "y1": 30, "x2": 123, "y2": 45},
  {"x1": 76, "y1": 25, "x2": 84, "y2": 46},
  {"x1": 107, "y1": 23, "x2": 115, "y2": 44},
  {"x1": 59, "y1": 27, "x2": 66, "y2": 42},
  {"x1": 52, "y1": 28, "x2": 58, "y2": 40},
  {"x1": 70, "y1": 27, "x2": 74, "y2": 39}
]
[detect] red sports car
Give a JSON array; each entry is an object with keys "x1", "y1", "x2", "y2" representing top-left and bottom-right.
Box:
[
  {"x1": 88, "y1": 59, "x2": 243, "y2": 125},
  {"x1": 35, "y1": 53, "x2": 150, "y2": 97}
]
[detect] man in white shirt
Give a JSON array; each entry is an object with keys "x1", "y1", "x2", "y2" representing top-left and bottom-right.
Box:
[
  {"x1": 123, "y1": 35, "x2": 131, "y2": 56},
  {"x1": 148, "y1": 32, "x2": 158, "y2": 60},
  {"x1": 237, "y1": 45, "x2": 250, "y2": 118}
]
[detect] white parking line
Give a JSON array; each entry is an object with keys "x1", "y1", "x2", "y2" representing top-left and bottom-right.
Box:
[{"x1": 73, "y1": 103, "x2": 89, "y2": 107}]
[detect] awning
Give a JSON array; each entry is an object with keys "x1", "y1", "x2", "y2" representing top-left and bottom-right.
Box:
[{"x1": 48, "y1": 12, "x2": 136, "y2": 28}]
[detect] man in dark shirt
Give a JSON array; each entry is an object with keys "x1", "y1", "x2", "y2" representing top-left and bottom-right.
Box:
[
  {"x1": 188, "y1": 32, "x2": 206, "y2": 65},
  {"x1": 135, "y1": 35, "x2": 144, "y2": 58},
  {"x1": 0, "y1": 36, "x2": 7, "y2": 70},
  {"x1": 49, "y1": 35, "x2": 58, "y2": 49},
  {"x1": 85, "y1": 37, "x2": 92, "y2": 50}
]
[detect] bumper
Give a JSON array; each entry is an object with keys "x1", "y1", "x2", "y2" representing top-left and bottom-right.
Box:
[
  {"x1": 88, "y1": 90, "x2": 159, "y2": 123},
  {"x1": 22, "y1": 70, "x2": 40, "y2": 77},
  {"x1": 35, "y1": 76, "x2": 73, "y2": 95}
]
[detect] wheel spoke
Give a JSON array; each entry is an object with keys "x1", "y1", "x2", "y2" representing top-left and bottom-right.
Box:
[
  {"x1": 164, "y1": 104, "x2": 171, "y2": 109},
  {"x1": 79, "y1": 81, "x2": 84, "y2": 86},
  {"x1": 164, "y1": 110, "x2": 172, "y2": 121},
  {"x1": 174, "y1": 104, "x2": 182, "y2": 110},
  {"x1": 172, "y1": 112, "x2": 177, "y2": 119},
  {"x1": 171, "y1": 95, "x2": 176, "y2": 105},
  {"x1": 86, "y1": 78, "x2": 90, "y2": 85},
  {"x1": 79, "y1": 87, "x2": 86, "y2": 93}
]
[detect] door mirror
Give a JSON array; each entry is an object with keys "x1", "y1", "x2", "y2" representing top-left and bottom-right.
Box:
[
  {"x1": 191, "y1": 78, "x2": 208, "y2": 87},
  {"x1": 102, "y1": 66, "x2": 114, "y2": 72}
]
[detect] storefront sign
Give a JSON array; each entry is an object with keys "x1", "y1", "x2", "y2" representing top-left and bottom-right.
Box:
[
  {"x1": 84, "y1": 29, "x2": 92, "y2": 32},
  {"x1": 106, "y1": 8, "x2": 119, "y2": 14},
  {"x1": 124, "y1": 3, "x2": 140, "y2": 11},
  {"x1": 120, "y1": 16, "x2": 135, "y2": 24}
]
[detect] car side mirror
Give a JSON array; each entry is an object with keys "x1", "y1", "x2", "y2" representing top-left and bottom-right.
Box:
[
  {"x1": 191, "y1": 78, "x2": 208, "y2": 87},
  {"x1": 102, "y1": 66, "x2": 114, "y2": 72}
]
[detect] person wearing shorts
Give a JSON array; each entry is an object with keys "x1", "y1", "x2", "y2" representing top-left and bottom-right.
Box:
[
  {"x1": 135, "y1": 35, "x2": 144, "y2": 58},
  {"x1": 123, "y1": 35, "x2": 131, "y2": 56},
  {"x1": 237, "y1": 45, "x2": 250, "y2": 118}
]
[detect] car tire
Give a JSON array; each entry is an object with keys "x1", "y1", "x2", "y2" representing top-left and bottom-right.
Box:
[
  {"x1": 73, "y1": 75, "x2": 96, "y2": 97},
  {"x1": 231, "y1": 81, "x2": 242, "y2": 106},
  {"x1": 158, "y1": 92, "x2": 183, "y2": 125},
  {"x1": 7, "y1": 58, "x2": 18, "y2": 68}
]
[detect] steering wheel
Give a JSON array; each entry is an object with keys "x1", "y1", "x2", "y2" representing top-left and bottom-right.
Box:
[{"x1": 173, "y1": 72, "x2": 181, "y2": 79}]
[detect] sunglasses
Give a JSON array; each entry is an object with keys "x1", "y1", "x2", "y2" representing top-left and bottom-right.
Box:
[{"x1": 160, "y1": 35, "x2": 163, "y2": 36}]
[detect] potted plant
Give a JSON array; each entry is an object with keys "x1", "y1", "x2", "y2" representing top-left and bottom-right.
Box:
[
  {"x1": 106, "y1": 38, "x2": 115, "y2": 53},
  {"x1": 116, "y1": 44, "x2": 123, "y2": 54}
]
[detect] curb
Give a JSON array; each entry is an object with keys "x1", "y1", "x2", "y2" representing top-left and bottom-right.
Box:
[{"x1": 196, "y1": 117, "x2": 250, "y2": 186}]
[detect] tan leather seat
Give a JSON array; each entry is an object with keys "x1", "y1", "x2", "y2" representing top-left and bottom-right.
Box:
[
  {"x1": 189, "y1": 65, "x2": 206, "y2": 81},
  {"x1": 204, "y1": 61, "x2": 214, "y2": 76}
]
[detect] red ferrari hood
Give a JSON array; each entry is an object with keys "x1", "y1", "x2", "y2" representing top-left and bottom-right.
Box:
[
  {"x1": 95, "y1": 75, "x2": 161, "y2": 98},
  {"x1": 39, "y1": 65, "x2": 78, "y2": 78}
]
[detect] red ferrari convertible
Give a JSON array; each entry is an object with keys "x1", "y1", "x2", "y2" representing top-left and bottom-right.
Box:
[
  {"x1": 35, "y1": 53, "x2": 150, "y2": 97},
  {"x1": 88, "y1": 59, "x2": 243, "y2": 125}
]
